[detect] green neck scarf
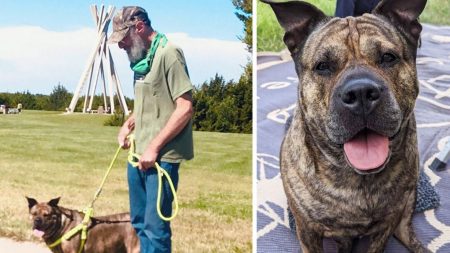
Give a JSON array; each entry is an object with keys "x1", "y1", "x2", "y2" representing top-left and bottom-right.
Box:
[{"x1": 131, "y1": 32, "x2": 168, "y2": 75}]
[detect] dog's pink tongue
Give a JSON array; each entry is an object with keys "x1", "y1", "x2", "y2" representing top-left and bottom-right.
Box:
[
  {"x1": 344, "y1": 130, "x2": 389, "y2": 170},
  {"x1": 33, "y1": 229, "x2": 45, "y2": 238}
]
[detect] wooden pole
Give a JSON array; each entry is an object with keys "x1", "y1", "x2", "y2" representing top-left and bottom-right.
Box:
[
  {"x1": 68, "y1": 5, "x2": 130, "y2": 115},
  {"x1": 107, "y1": 47, "x2": 129, "y2": 115},
  {"x1": 67, "y1": 25, "x2": 107, "y2": 112},
  {"x1": 83, "y1": 61, "x2": 95, "y2": 113},
  {"x1": 88, "y1": 55, "x2": 102, "y2": 111}
]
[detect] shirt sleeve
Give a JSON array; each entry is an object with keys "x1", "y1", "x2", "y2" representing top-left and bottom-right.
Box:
[{"x1": 166, "y1": 47, "x2": 194, "y2": 101}]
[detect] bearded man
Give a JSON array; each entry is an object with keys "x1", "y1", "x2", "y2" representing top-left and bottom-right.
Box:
[{"x1": 109, "y1": 6, "x2": 194, "y2": 253}]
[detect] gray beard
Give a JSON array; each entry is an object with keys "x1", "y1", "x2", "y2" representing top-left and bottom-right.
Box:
[{"x1": 127, "y1": 32, "x2": 147, "y2": 65}]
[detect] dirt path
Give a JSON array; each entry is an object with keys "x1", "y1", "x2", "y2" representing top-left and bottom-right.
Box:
[{"x1": 0, "y1": 237, "x2": 50, "y2": 253}]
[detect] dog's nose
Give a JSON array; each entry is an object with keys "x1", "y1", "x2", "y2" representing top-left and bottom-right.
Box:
[
  {"x1": 340, "y1": 78, "x2": 383, "y2": 117},
  {"x1": 34, "y1": 217, "x2": 43, "y2": 226}
]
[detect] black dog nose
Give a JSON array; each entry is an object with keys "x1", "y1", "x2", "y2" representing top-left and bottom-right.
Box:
[
  {"x1": 340, "y1": 78, "x2": 383, "y2": 116},
  {"x1": 34, "y1": 217, "x2": 43, "y2": 226}
]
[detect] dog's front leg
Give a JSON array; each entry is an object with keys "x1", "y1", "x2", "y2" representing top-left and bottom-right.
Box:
[
  {"x1": 56, "y1": 243, "x2": 78, "y2": 253},
  {"x1": 367, "y1": 227, "x2": 394, "y2": 253},
  {"x1": 335, "y1": 237, "x2": 354, "y2": 253},
  {"x1": 394, "y1": 191, "x2": 431, "y2": 253},
  {"x1": 297, "y1": 228, "x2": 323, "y2": 253},
  {"x1": 395, "y1": 221, "x2": 430, "y2": 253}
]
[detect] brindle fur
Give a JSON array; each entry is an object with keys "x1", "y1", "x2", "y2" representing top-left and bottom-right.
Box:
[
  {"x1": 263, "y1": 0, "x2": 430, "y2": 252},
  {"x1": 27, "y1": 197, "x2": 139, "y2": 253}
]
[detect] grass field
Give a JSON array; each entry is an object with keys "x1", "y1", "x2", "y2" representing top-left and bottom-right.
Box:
[
  {"x1": 0, "y1": 110, "x2": 252, "y2": 252},
  {"x1": 258, "y1": 0, "x2": 450, "y2": 52}
]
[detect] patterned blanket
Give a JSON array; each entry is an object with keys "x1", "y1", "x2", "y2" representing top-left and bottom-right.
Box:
[{"x1": 257, "y1": 24, "x2": 450, "y2": 253}]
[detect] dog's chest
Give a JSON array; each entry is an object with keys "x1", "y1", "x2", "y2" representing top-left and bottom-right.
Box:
[
  {"x1": 297, "y1": 190, "x2": 399, "y2": 238},
  {"x1": 293, "y1": 171, "x2": 410, "y2": 237}
]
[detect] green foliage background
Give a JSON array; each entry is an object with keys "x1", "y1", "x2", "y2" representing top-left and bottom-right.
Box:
[
  {"x1": 193, "y1": 67, "x2": 252, "y2": 134},
  {"x1": 1, "y1": 70, "x2": 252, "y2": 133}
]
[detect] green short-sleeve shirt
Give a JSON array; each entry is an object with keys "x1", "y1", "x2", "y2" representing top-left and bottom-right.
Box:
[{"x1": 134, "y1": 41, "x2": 194, "y2": 163}]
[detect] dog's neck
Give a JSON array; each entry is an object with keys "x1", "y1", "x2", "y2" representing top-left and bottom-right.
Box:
[{"x1": 43, "y1": 207, "x2": 77, "y2": 245}]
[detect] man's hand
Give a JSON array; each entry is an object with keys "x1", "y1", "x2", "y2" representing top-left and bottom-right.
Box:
[
  {"x1": 138, "y1": 145, "x2": 159, "y2": 171},
  {"x1": 118, "y1": 126, "x2": 131, "y2": 149},
  {"x1": 117, "y1": 115, "x2": 135, "y2": 149}
]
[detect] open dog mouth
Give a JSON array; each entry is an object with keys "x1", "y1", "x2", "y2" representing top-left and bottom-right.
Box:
[
  {"x1": 33, "y1": 228, "x2": 45, "y2": 238},
  {"x1": 343, "y1": 128, "x2": 390, "y2": 174},
  {"x1": 32, "y1": 222, "x2": 48, "y2": 238}
]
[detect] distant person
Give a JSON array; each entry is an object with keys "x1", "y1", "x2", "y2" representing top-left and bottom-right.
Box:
[
  {"x1": 335, "y1": 0, "x2": 381, "y2": 18},
  {"x1": 17, "y1": 103, "x2": 22, "y2": 113},
  {"x1": 109, "y1": 6, "x2": 194, "y2": 253}
]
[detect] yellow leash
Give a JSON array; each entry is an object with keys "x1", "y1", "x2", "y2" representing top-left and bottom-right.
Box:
[
  {"x1": 48, "y1": 134, "x2": 178, "y2": 251},
  {"x1": 127, "y1": 134, "x2": 179, "y2": 221},
  {"x1": 49, "y1": 146, "x2": 121, "y2": 252}
]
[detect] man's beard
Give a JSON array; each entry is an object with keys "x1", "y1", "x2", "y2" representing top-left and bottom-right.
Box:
[{"x1": 127, "y1": 31, "x2": 147, "y2": 65}]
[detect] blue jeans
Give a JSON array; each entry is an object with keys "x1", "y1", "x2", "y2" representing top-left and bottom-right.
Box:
[
  {"x1": 335, "y1": 0, "x2": 380, "y2": 17},
  {"x1": 127, "y1": 161, "x2": 179, "y2": 253}
]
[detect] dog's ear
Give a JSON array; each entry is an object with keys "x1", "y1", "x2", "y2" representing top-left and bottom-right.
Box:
[
  {"x1": 26, "y1": 196, "x2": 38, "y2": 210},
  {"x1": 261, "y1": 0, "x2": 327, "y2": 54},
  {"x1": 48, "y1": 197, "x2": 61, "y2": 207},
  {"x1": 373, "y1": 0, "x2": 426, "y2": 45}
]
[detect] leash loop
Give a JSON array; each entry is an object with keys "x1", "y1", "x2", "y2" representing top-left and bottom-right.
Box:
[{"x1": 127, "y1": 134, "x2": 179, "y2": 221}]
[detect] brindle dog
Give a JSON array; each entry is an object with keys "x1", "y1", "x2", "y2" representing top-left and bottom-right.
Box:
[
  {"x1": 27, "y1": 197, "x2": 139, "y2": 253},
  {"x1": 263, "y1": 0, "x2": 429, "y2": 252}
]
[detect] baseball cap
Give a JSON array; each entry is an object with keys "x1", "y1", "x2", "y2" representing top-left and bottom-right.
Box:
[{"x1": 109, "y1": 6, "x2": 150, "y2": 44}]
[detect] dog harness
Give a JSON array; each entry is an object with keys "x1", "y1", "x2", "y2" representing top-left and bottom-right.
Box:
[
  {"x1": 47, "y1": 146, "x2": 123, "y2": 252},
  {"x1": 48, "y1": 207, "x2": 93, "y2": 253}
]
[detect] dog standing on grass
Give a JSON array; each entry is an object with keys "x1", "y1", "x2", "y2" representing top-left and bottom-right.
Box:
[
  {"x1": 263, "y1": 0, "x2": 430, "y2": 252},
  {"x1": 27, "y1": 197, "x2": 139, "y2": 253}
]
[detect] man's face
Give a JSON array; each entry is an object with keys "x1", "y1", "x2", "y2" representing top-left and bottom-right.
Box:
[{"x1": 118, "y1": 27, "x2": 147, "y2": 65}]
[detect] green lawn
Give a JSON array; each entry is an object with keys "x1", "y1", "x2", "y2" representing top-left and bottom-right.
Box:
[
  {"x1": 258, "y1": 0, "x2": 450, "y2": 52},
  {"x1": 0, "y1": 110, "x2": 252, "y2": 252}
]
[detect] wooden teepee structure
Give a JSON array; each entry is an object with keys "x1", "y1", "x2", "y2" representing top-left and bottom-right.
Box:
[{"x1": 67, "y1": 5, "x2": 129, "y2": 116}]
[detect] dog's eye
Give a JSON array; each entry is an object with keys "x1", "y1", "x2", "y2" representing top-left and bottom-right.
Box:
[
  {"x1": 380, "y1": 53, "x2": 398, "y2": 67},
  {"x1": 314, "y1": 61, "x2": 332, "y2": 75}
]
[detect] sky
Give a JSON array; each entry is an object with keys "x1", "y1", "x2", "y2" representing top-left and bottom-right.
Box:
[{"x1": 0, "y1": 0, "x2": 250, "y2": 97}]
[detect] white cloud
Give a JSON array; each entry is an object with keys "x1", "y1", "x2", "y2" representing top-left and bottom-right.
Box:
[
  {"x1": 0, "y1": 26, "x2": 249, "y2": 97},
  {"x1": 167, "y1": 33, "x2": 250, "y2": 83}
]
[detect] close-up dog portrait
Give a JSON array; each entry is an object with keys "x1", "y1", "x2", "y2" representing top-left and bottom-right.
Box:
[{"x1": 272, "y1": 0, "x2": 427, "y2": 251}]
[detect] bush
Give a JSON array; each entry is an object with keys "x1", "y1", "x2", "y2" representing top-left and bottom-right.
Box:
[{"x1": 103, "y1": 111, "x2": 125, "y2": 126}]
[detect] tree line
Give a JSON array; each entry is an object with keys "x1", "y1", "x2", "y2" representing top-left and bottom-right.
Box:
[
  {"x1": 0, "y1": 85, "x2": 71, "y2": 112},
  {"x1": 0, "y1": 71, "x2": 252, "y2": 134},
  {"x1": 0, "y1": 84, "x2": 132, "y2": 113}
]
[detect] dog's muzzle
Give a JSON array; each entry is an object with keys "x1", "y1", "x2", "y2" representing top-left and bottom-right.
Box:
[{"x1": 327, "y1": 67, "x2": 401, "y2": 173}]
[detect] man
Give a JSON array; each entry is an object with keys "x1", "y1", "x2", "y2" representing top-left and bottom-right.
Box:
[
  {"x1": 335, "y1": 0, "x2": 381, "y2": 17},
  {"x1": 109, "y1": 6, "x2": 194, "y2": 253}
]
